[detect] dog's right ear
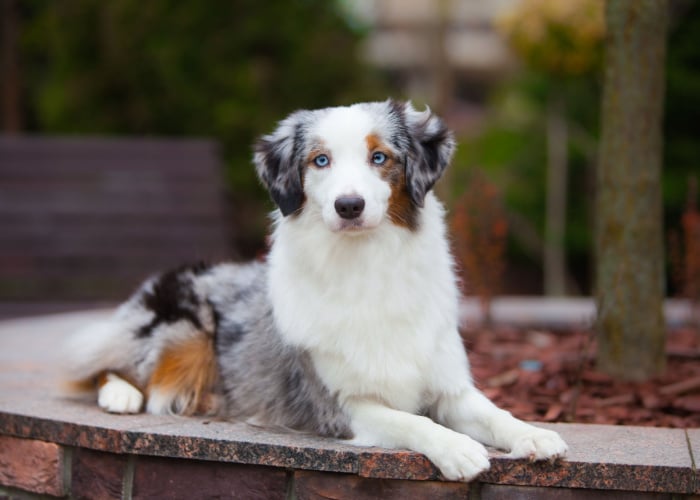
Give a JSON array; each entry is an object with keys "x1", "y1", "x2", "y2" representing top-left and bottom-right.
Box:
[{"x1": 254, "y1": 112, "x2": 309, "y2": 216}]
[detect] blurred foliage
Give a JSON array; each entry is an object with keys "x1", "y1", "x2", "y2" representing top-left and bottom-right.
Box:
[
  {"x1": 665, "y1": 1, "x2": 700, "y2": 303},
  {"x1": 17, "y1": 0, "x2": 384, "y2": 202},
  {"x1": 665, "y1": 1, "x2": 700, "y2": 219},
  {"x1": 495, "y1": 0, "x2": 605, "y2": 76},
  {"x1": 668, "y1": 179, "x2": 700, "y2": 304},
  {"x1": 451, "y1": 73, "x2": 600, "y2": 290},
  {"x1": 452, "y1": 0, "x2": 699, "y2": 294},
  {"x1": 8, "y1": 0, "x2": 699, "y2": 287},
  {"x1": 451, "y1": 170, "x2": 508, "y2": 321}
]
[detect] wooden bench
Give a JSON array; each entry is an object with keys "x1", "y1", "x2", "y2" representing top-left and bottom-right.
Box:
[{"x1": 0, "y1": 136, "x2": 232, "y2": 304}]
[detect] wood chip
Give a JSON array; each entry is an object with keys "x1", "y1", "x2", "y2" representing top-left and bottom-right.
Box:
[
  {"x1": 543, "y1": 404, "x2": 563, "y2": 421},
  {"x1": 659, "y1": 375, "x2": 700, "y2": 396},
  {"x1": 581, "y1": 370, "x2": 613, "y2": 384},
  {"x1": 463, "y1": 326, "x2": 700, "y2": 428},
  {"x1": 594, "y1": 393, "x2": 635, "y2": 407},
  {"x1": 639, "y1": 392, "x2": 664, "y2": 410},
  {"x1": 672, "y1": 395, "x2": 700, "y2": 413},
  {"x1": 486, "y1": 368, "x2": 519, "y2": 388}
]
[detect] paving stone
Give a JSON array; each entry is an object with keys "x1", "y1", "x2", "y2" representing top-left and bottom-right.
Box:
[
  {"x1": 483, "y1": 423, "x2": 697, "y2": 494},
  {"x1": 0, "y1": 435, "x2": 65, "y2": 496},
  {"x1": 686, "y1": 429, "x2": 699, "y2": 470},
  {"x1": 294, "y1": 470, "x2": 470, "y2": 500},
  {"x1": 132, "y1": 457, "x2": 288, "y2": 500},
  {"x1": 71, "y1": 448, "x2": 128, "y2": 500}
]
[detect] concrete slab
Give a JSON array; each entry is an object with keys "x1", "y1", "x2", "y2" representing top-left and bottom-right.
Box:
[{"x1": 459, "y1": 297, "x2": 695, "y2": 329}]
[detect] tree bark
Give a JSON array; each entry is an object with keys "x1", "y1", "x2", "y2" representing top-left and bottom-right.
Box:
[{"x1": 596, "y1": 0, "x2": 668, "y2": 381}]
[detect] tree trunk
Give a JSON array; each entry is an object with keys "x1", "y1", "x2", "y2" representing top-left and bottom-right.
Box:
[
  {"x1": 544, "y1": 92, "x2": 568, "y2": 296},
  {"x1": 596, "y1": 0, "x2": 668, "y2": 381}
]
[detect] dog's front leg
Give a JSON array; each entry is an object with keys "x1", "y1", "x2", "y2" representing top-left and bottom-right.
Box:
[
  {"x1": 345, "y1": 398, "x2": 490, "y2": 482},
  {"x1": 434, "y1": 386, "x2": 568, "y2": 461}
]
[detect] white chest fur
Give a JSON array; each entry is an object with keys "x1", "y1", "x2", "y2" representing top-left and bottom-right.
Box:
[{"x1": 267, "y1": 195, "x2": 470, "y2": 412}]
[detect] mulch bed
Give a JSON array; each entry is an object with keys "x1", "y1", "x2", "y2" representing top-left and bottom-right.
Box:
[{"x1": 463, "y1": 325, "x2": 700, "y2": 428}]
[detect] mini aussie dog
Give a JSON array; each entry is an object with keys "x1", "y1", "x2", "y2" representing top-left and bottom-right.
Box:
[{"x1": 65, "y1": 100, "x2": 567, "y2": 481}]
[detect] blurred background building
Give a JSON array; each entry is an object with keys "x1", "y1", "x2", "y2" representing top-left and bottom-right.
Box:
[{"x1": 348, "y1": 0, "x2": 516, "y2": 121}]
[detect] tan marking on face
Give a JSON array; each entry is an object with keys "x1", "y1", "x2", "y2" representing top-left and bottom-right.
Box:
[
  {"x1": 307, "y1": 140, "x2": 330, "y2": 168},
  {"x1": 147, "y1": 334, "x2": 218, "y2": 416},
  {"x1": 365, "y1": 133, "x2": 383, "y2": 156},
  {"x1": 365, "y1": 133, "x2": 418, "y2": 230}
]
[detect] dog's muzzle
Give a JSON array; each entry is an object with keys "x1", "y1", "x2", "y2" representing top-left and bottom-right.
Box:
[{"x1": 334, "y1": 196, "x2": 365, "y2": 220}]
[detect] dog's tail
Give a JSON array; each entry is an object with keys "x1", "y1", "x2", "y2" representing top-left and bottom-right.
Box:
[
  {"x1": 61, "y1": 264, "x2": 222, "y2": 416},
  {"x1": 62, "y1": 309, "x2": 220, "y2": 416},
  {"x1": 61, "y1": 314, "x2": 142, "y2": 393}
]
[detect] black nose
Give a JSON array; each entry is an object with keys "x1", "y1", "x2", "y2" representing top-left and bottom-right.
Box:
[{"x1": 335, "y1": 196, "x2": 365, "y2": 219}]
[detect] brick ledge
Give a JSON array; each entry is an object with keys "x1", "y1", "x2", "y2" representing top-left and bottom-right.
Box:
[
  {"x1": 0, "y1": 311, "x2": 698, "y2": 498},
  {"x1": 0, "y1": 406, "x2": 697, "y2": 495}
]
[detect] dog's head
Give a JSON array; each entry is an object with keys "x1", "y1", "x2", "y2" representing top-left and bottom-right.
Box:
[{"x1": 254, "y1": 100, "x2": 455, "y2": 232}]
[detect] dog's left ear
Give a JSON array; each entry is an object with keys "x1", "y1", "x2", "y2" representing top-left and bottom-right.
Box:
[
  {"x1": 401, "y1": 102, "x2": 456, "y2": 207},
  {"x1": 254, "y1": 111, "x2": 310, "y2": 216}
]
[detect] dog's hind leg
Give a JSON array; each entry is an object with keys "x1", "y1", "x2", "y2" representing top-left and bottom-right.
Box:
[
  {"x1": 144, "y1": 330, "x2": 218, "y2": 416},
  {"x1": 97, "y1": 372, "x2": 144, "y2": 414}
]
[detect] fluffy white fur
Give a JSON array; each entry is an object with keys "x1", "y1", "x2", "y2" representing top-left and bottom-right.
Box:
[
  {"x1": 265, "y1": 103, "x2": 567, "y2": 480},
  {"x1": 98, "y1": 373, "x2": 143, "y2": 414}
]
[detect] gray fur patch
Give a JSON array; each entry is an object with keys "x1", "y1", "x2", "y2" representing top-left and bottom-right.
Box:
[
  {"x1": 94, "y1": 261, "x2": 352, "y2": 438},
  {"x1": 254, "y1": 111, "x2": 314, "y2": 216},
  {"x1": 208, "y1": 263, "x2": 351, "y2": 437},
  {"x1": 402, "y1": 103, "x2": 455, "y2": 207}
]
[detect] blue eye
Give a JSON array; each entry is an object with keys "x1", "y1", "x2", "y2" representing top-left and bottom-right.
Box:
[
  {"x1": 371, "y1": 152, "x2": 387, "y2": 165},
  {"x1": 313, "y1": 154, "x2": 330, "y2": 168}
]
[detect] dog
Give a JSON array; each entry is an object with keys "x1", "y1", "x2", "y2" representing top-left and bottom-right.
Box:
[{"x1": 64, "y1": 100, "x2": 567, "y2": 481}]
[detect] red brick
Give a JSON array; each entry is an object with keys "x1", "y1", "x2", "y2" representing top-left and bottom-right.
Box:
[
  {"x1": 71, "y1": 448, "x2": 128, "y2": 500},
  {"x1": 479, "y1": 484, "x2": 673, "y2": 499},
  {"x1": 132, "y1": 457, "x2": 288, "y2": 499},
  {"x1": 294, "y1": 470, "x2": 471, "y2": 500},
  {"x1": 0, "y1": 435, "x2": 65, "y2": 496}
]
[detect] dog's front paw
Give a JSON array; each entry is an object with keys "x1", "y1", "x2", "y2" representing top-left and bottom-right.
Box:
[
  {"x1": 507, "y1": 427, "x2": 568, "y2": 461},
  {"x1": 429, "y1": 433, "x2": 490, "y2": 482},
  {"x1": 97, "y1": 374, "x2": 143, "y2": 414}
]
